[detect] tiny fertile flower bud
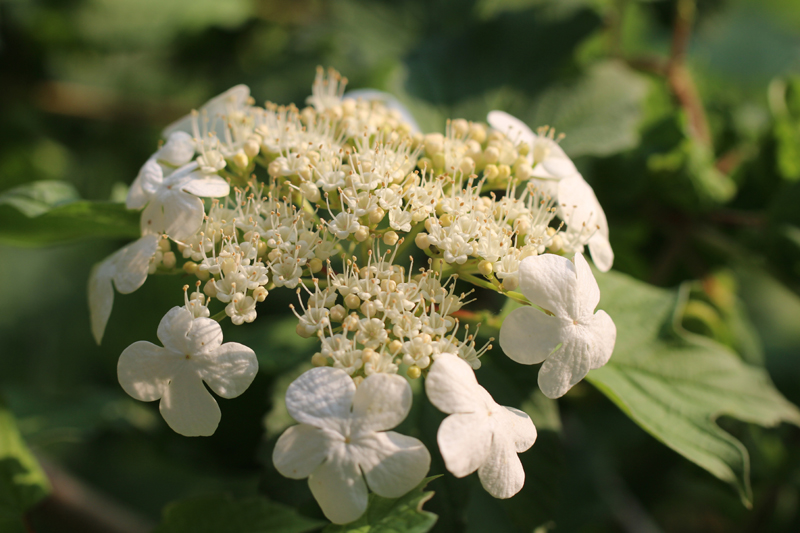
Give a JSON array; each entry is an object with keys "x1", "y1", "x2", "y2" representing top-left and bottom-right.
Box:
[
  {"x1": 431, "y1": 152, "x2": 446, "y2": 169},
  {"x1": 354, "y1": 225, "x2": 370, "y2": 242},
  {"x1": 196, "y1": 268, "x2": 210, "y2": 281},
  {"x1": 459, "y1": 157, "x2": 475, "y2": 175},
  {"x1": 380, "y1": 278, "x2": 397, "y2": 293},
  {"x1": 203, "y1": 279, "x2": 218, "y2": 298},
  {"x1": 469, "y1": 123, "x2": 487, "y2": 143},
  {"x1": 389, "y1": 339, "x2": 403, "y2": 354},
  {"x1": 253, "y1": 286, "x2": 268, "y2": 302},
  {"x1": 158, "y1": 239, "x2": 171, "y2": 252},
  {"x1": 517, "y1": 141, "x2": 530, "y2": 157},
  {"x1": 483, "y1": 164, "x2": 499, "y2": 181},
  {"x1": 368, "y1": 207, "x2": 385, "y2": 225},
  {"x1": 311, "y1": 353, "x2": 328, "y2": 367},
  {"x1": 183, "y1": 261, "x2": 198, "y2": 275},
  {"x1": 478, "y1": 260, "x2": 493, "y2": 277},
  {"x1": 352, "y1": 376, "x2": 364, "y2": 387},
  {"x1": 300, "y1": 181, "x2": 321, "y2": 203},
  {"x1": 257, "y1": 241, "x2": 268, "y2": 256},
  {"x1": 162, "y1": 251, "x2": 177, "y2": 269},
  {"x1": 330, "y1": 304, "x2": 347, "y2": 322},
  {"x1": 412, "y1": 209, "x2": 427, "y2": 223},
  {"x1": 361, "y1": 348, "x2": 376, "y2": 363},
  {"x1": 308, "y1": 257, "x2": 323, "y2": 273},
  {"x1": 383, "y1": 231, "x2": 399, "y2": 246},
  {"x1": 244, "y1": 139, "x2": 260, "y2": 158},
  {"x1": 424, "y1": 133, "x2": 444, "y2": 155},
  {"x1": 439, "y1": 214, "x2": 454, "y2": 227},
  {"x1": 502, "y1": 276, "x2": 519, "y2": 292},
  {"x1": 344, "y1": 293, "x2": 361, "y2": 309},
  {"x1": 268, "y1": 249, "x2": 282, "y2": 262},
  {"x1": 222, "y1": 258, "x2": 237, "y2": 276},
  {"x1": 343, "y1": 313, "x2": 359, "y2": 331},
  {"x1": 296, "y1": 323, "x2": 313, "y2": 338},
  {"x1": 407, "y1": 365, "x2": 422, "y2": 379},
  {"x1": 451, "y1": 119, "x2": 469, "y2": 137},
  {"x1": 548, "y1": 234, "x2": 563, "y2": 253},
  {"x1": 424, "y1": 218, "x2": 433, "y2": 232},
  {"x1": 233, "y1": 150, "x2": 249, "y2": 169},
  {"x1": 415, "y1": 232, "x2": 430, "y2": 249},
  {"x1": 483, "y1": 146, "x2": 499, "y2": 164},
  {"x1": 497, "y1": 164, "x2": 511, "y2": 180}
]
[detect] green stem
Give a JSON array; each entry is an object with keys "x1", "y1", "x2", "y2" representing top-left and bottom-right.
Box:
[{"x1": 210, "y1": 310, "x2": 227, "y2": 322}]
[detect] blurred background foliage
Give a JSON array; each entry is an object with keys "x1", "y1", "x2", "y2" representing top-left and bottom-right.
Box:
[{"x1": 2, "y1": 0, "x2": 800, "y2": 531}]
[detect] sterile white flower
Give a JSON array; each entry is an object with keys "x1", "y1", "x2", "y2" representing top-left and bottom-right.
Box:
[
  {"x1": 558, "y1": 176, "x2": 614, "y2": 272},
  {"x1": 117, "y1": 306, "x2": 258, "y2": 436},
  {"x1": 88, "y1": 234, "x2": 160, "y2": 344},
  {"x1": 272, "y1": 367, "x2": 431, "y2": 524},
  {"x1": 163, "y1": 84, "x2": 251, "y2": 139},
  {"x1": 499, "y1": 252, "x2": 616, "y2": 398},
  {"x1": 425, "y1": 353, "x2": 537, "y2": 498}
]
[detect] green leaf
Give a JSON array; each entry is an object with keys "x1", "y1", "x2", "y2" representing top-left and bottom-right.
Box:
[
  {"x1": 587, "y1": 270, "x2": 800, "y2": 506},
  {"x1": 322, "y1": 476, "x2": 440, "y2": 533},
  {"x1": 523, "y1": 61, "x2": 648, "y2": 157},
  {"x1": 154, "y1": 494, "x2": 325, "y2": 533},
  {"x1": 0, "y1": 403, "x2": 51, "y2": 532},
  {"x1": 0, "y1": 181, "x2": 140, "y2": 246}
]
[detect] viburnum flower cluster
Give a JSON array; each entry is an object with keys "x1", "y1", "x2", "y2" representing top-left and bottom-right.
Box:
[{"x1": 88, "y1": 67, "x2": 617, "y2": 524}]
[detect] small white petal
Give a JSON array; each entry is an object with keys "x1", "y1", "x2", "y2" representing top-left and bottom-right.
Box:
[
  {"x1": 351, "y1": 373, "x2": 411, "y2": 434},
  {"x1": 157, "y1": 307, "x2": 194, "y2": 354},
  {"x1": 487, "y1": 111, "x2": 536, "y2": 153},
  {"x1": 499, "y1": 306, "x2": 565, "y2": 365},
  {"x1": 88, "y1": 259, "x2": 116, "y2": 345},
  {"x1": 589, "y1": 233, "x2": 614, "y2": 273},
  {"x1": 273, "y1": 424, "x2": 334, "y2": 480},
  {"x1": 537, "y1": 337, "x2": 592, "y2": 399},
  {"x1": 286, "y1": 367, "x2": 355, "y2": 431},
  {"x1": 424, "y1": 353, "x2": 482, "y2": 414},
  {"x1": 586, "y1": 310, "x2": 616, "y2": 370},
  {"x1": 308, "y1": 447, "x2": 368, "y2": 525},
  {"x1": 138, "y1": 159, "x2": 164, "y2": 196},
  {"x1": 538, "y1": 155, "x2": 578, "y2": 180},
  {"x1": 436, "y1": 412, "x2": 492, "y2": 478},
  {"x1": 497, "y1": 407, "x2": 537, "y2": 453},
  {"x1": 159, "y1": 365, "x2": 220, "y2": 437},
  {"x1": 161, "y1": 190, "x2": 205, "y2": 242},
  {"x1": 163, "y1": 85, "x2": 251, "y2": 138},
  {"x1": 181, "y1": 175, "x2": 230, "y2": 198},
  {"x1": 517, "y1": 254, "x2": 579, "y2": 319},
  {"x1": 198, "y1": 342, "x2": 258, "y2": 399},
  {"x1": 118, "y1": 341, "x2": 181, "y2": 402},
  {"x1": 477, "y1": 431, "x2": 526, "y2": 499},
  {"x1": 355, "y1": 431, "x2": 430, "y2": 498},
  {"x1": 126, "y1": 172, "x2": 149, "y2": 210},
  {"x1": 113, "y1": 234, "x2": 159, "y2": 294},
  {"x1": 157, "y1": 131, "x2": 195, "y2": 166}
]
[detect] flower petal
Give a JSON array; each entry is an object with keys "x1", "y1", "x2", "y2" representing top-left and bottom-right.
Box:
[
  {"x1": 487, "y1": 111, "x2": 536, "y2": 154},
  {"x1": 157, "y1": 131, "x2": 195, "y2": 166},
  {"x1": 273, "y1": 424, "x2": 334, "y2": 479},
  {"x1": 181, "y1": 175, "x2": 230, "y2": 198},
  {"x1": 589, "y1": 233, "x2": 614, "y2": 273},
  {"x1": 286, "y1": 367, "x2": 355, "y2": 431},
  {"x1": 351, "y1": 373, "x2": 411, "y2": 434},
  {"x1": 355, "y1": 431, "x2": 430, "y2": 498},
  {"x1": 88, "y1": 258, "x2": 117, "y2": 345},
  {"x1": 517, "y1": 253, "x2": 578, "y2": 319},
  {"x1": 436, "y1": 412, "x2": 492, "y2": 478},
  {"x1": 159, "y1": 365, "x2": 220, "y2": 437},
  {"x1": 308, "y1": 447, "x2": 368, "y2": 524},
  {"x1": 198, "y1": 342, "x2": 258, "y2": 399},
  {"x1": 113, "y1": 234, "x2": 159, "y2": 294},
  {"x1": 497, "y1": 407, "x2": 537, "y2": 453},
  {"x1": 499, "y1": 305, "x2": 564, "y2": 365},
  {"x1": 184, "y1": 317, "x2": 224, "y2": 354},
  {"x1": 140, "y1": 198, "x2": 166, "y2": 237},
  {"x1": 156, "y1": 307, "x2": 194, "y2": 354},
  {"x1": 587, "y1": 310, "x2": 616, "y2": 370},
  {"x1": 118, "y1": 341, "x2": 181, "y2": 402},
  {"x1": 138, "y1": 159, "x2": 164, "y2": 196},
  {"x1": 477, "y1": 431, "x2": 526, "y2": 499},
  {"x1": 424, "y1": 353, "x2": 482, "y2": 414},
  {"x1": 161, "y1": 189, "x2": 205, "y2": 242},
  {"x1": 537, "y1": 336, "x2": 591, "y2": 399},
  {"x1": 163, "y1": 85, "x2": 250, "y2": 139}
]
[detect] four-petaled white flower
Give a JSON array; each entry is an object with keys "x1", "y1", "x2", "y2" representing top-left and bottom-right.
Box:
[
  {"x1": 487, "y1": 110, "x2": 614, "y2": 272},
  {"x1": 88, "y1": 234, "x2": 160, "y2": 344},
  {"x1": 118, "y1": 306, "x2": 258, "y2": 436},
  {"x1": 272, "y1": 367, "x2": 431, "y2": 524},
  {"x1": 129, "y1": 159, "x2": 230, "y2": 242},
  {"x1": 425, "y1": 353, "x2": 537, "y2": 498},
  {"x1": 499, "y1": 252, "x2": 616, "y2": 398}
]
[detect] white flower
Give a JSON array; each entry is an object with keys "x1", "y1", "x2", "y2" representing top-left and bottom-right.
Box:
[
  {"x1": 499, "y1": 252, "x2": 616, "y2": 398},
  {"x1": 424, "y1": 353, "x2": 537, "y2": 498},
  {"x1": 272, "y1": 367, "x2": 430, "y2": 524},
  {"x1": 132, "y1": 159, "x2": 230, "y2": 241},
  {"x1": 88, "y1": 234, "x2": 160, "y2": 344},
  {"x1": 117, "y1": 306, "x2": 258, "y2": 436}
]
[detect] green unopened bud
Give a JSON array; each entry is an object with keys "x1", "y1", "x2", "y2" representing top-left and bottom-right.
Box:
[{"x1": 407, "y1": 365, "x2": 422, "y2": 379}]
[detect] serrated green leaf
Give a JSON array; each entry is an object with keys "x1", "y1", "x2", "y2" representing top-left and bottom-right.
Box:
[
  {"x1": 322, "y1": 476, "x2": 440, "y2": 533},
  {"x1": 586, "y1": 270, "x2": 800, "y2": 506},
  {"x1": 523, "y1": 61, "x2": 648, "y2": 157},
  {"x1": 0, "y1": 181, "x2": 140, "y2": 246},
  {"x1": 0, "y1": 403, "x2": 50, "y2": 531},
  {"x1": 154, "y1": 494, "x2": 325, "y2": 533}
]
